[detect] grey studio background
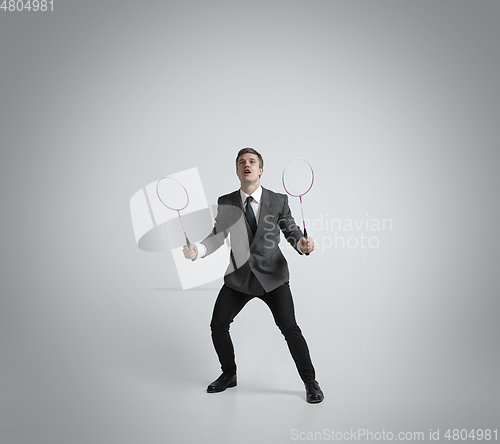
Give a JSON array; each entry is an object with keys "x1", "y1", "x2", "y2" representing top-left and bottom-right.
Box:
[{"x1": 1, "y1": 1, "x2": 499, "y2": 443}]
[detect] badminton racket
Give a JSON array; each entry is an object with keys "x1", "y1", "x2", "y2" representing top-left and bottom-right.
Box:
[
  {"x1": 282, "y1": 158, "x2": 314, "y2": 255},
  {"x1": 156, "y1": 176, "x2": 193, "y2": 252}
]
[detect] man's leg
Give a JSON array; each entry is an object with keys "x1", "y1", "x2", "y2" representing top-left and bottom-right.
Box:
[
  {"x1": 259, "y1": 282, "x2": 316, "y2": 382},
  {"x1": 210, "y1": 284, "x2": 253, "y2": 375}
]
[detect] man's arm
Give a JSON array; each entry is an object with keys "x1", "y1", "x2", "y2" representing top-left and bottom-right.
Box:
[{"x1": 183, "y1": 198, "x2": 232, "y2": 260}]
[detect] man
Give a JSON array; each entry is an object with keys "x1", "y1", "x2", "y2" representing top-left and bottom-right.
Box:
[{"x1": 183, "y1": 148, "x2": 324, "y2": 403}]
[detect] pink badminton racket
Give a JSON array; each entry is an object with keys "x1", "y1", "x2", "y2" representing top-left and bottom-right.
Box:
[
  {"x1": 282, "y1": 159, "x2": 314, "y2": 255},
  {"x1": 156, "y1": 176, "x2": 191, "y2": 247}
]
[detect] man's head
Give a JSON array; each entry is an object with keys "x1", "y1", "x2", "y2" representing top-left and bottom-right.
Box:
[{"x1": 235, "y1": 148, "x2": 264, "y2": 186}]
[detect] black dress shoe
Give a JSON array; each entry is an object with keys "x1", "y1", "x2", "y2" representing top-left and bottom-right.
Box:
[
  {"x1": 304, "y1": 379, "x2": 324, "y2": 403},
  {"x1": 207, "y1": 373, "x2": 237, "y2": 393}
]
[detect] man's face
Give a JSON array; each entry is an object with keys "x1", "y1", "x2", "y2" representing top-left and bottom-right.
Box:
[{"x1": 236, "y1": 153, "x2": 263, "y2": 185}]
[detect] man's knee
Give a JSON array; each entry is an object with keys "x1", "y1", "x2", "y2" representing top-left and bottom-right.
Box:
[
  {"x1": 210, "y1": 318, "x2": 232, "y2": 333},
  {"x1": 275, "y1": 318, "x2": 302, "y2": 336}
]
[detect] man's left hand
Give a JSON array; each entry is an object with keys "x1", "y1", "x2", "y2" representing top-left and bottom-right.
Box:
[{"x1": 299, "y1": 237, "x2": 314, "y2": 254}]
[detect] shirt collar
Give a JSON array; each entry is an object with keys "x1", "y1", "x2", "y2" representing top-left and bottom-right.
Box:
[{"x1": 240, "y1": 185, "x2": 262, "y2": 205}]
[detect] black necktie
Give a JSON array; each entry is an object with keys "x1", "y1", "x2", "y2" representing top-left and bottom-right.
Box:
[{"x1": 245, "y1": 196, "x2": 257, "y2": 235}]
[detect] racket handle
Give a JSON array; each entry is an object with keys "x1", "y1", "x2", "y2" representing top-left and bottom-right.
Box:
[
  {"x1": 303, "y1": 228, "x2": 310, "y2": 256},
  {"x1": 185, "y1": 235, "x2": 196, "y2": 262}
]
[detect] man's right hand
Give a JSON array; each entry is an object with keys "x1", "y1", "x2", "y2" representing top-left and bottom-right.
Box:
[{"x1": 183, "y1": 243, "x2": 198, "y2": 260}]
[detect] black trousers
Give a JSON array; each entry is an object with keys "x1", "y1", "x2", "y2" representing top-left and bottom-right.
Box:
[{"x1": 210, "y1": 282, "x2": 316, "y2": 382}]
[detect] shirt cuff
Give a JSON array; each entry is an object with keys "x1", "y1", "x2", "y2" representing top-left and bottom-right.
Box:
[
  {"x1": 196, "y1": 242, "x2": 207, "y2": 258},
  {"x1": 296, "y1": 238, "x2": 304, "y2": 255}
]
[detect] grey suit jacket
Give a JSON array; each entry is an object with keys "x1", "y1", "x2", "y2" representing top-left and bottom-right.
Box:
[{"x1": 201, "y1": 187, "x2": 304, "y2": 294}]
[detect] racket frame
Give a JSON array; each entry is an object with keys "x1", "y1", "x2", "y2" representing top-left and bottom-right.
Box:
[
  {"x1": 282, "y1": 158, "x2": 314, "y2": 256},
  {"x1": 156, "y1": 176, "x2": 193, "y2": 255}
]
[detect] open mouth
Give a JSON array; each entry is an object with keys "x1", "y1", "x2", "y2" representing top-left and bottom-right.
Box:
[{"x1": 244, "y1": 169, "x2": 251, "y2": 175}]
